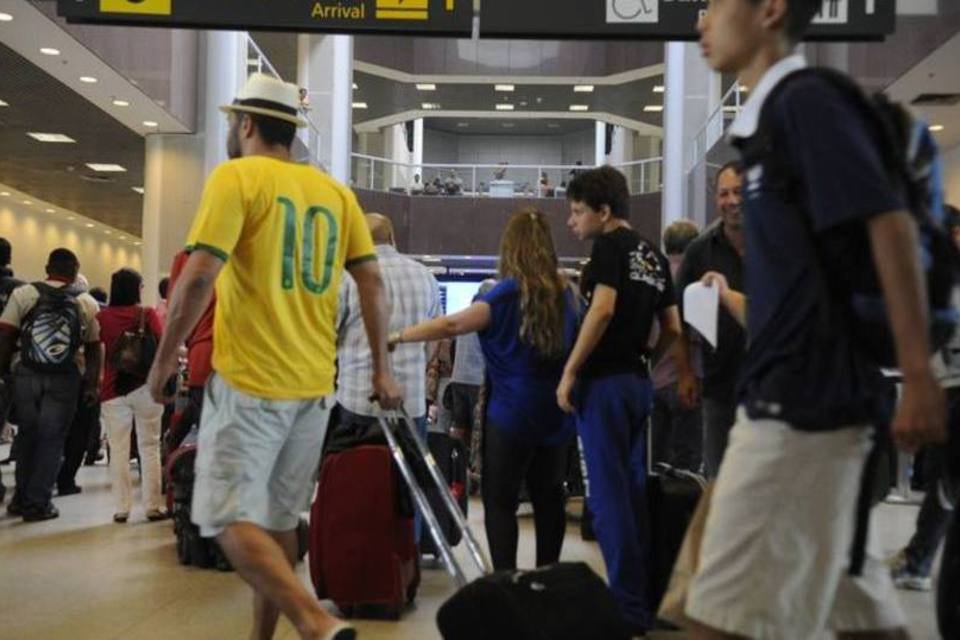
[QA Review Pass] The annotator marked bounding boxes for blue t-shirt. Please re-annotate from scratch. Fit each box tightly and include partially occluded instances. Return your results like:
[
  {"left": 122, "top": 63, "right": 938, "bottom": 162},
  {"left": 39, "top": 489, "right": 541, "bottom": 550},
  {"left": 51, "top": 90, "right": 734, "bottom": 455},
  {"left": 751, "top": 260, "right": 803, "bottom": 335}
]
[
  {"left": 478, "top": 278, "right": 579, "bottom": 446},
  {"left": 734, "top": 74, "right": 904, "bottom": 430}
]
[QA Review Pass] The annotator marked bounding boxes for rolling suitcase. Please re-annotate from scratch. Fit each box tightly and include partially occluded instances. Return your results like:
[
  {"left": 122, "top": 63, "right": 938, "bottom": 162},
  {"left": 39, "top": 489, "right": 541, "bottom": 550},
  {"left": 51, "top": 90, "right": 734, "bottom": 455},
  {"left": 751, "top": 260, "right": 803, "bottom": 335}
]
[
  {"left": 647, "top": 462, "right": 708, "bottom": 615},
  {"left": 309, "top": 444, "right": 420, "bottom": 619},
  {"left": 420, "top": 430, "right": 468, "bottom": 557},
  {"left": 367, "top": 407, "right": 628, "bottom": 640}
]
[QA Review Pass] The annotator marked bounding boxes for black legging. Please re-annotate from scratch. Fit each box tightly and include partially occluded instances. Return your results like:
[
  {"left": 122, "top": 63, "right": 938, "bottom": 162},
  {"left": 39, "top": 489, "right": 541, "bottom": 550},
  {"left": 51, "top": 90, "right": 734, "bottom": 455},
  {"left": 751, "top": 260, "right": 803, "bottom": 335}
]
[
  {"left": 482, "top": 422, "right": 569, "bottom": 571},
  {"left": 941, "top": 511, "right": 959, "bottom": 639}
]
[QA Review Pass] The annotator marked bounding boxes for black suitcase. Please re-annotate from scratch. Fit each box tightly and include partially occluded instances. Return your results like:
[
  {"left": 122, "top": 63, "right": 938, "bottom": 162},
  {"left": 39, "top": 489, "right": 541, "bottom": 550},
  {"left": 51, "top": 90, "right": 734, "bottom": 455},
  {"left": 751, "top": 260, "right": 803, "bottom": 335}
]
[
  {"left": 421, "top": 431, "right": 468, "bottom": 556},
  {"left": 436, "top": 562, "right": 631, "bottom": 640},
  {"left": 647, "top": 462, "right": 707, "bottom": 613}
]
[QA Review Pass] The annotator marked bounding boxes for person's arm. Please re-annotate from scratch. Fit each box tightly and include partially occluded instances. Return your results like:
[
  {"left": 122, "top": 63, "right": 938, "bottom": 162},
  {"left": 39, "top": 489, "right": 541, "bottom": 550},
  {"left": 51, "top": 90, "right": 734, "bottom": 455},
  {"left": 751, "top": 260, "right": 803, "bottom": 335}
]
[
  {"left": 651, "top": 305, "right": 681, "bottom": 365},
  {"left": 672, "top": 248, "right": 702, "bottom": 408},
  {"left": 147, "top": 251, "right": 223, "bottom": 403},
  {"left": 348, "top": 259, "right": 403, "bottom": 409},
  {"left": 557, "top": 284, "right": 617, "bottom": 413},
  {"left": 869, "top": 210, "right": 946, "bottom": 451},
  {"left": 82, "top": 342, "right": 102, "bottom": 404},
  {"left": 701, "top": 272, "right": 747, "bottom": 328},
  {"left": 390, "top": 302, "right": 492, "bottom": 346}
]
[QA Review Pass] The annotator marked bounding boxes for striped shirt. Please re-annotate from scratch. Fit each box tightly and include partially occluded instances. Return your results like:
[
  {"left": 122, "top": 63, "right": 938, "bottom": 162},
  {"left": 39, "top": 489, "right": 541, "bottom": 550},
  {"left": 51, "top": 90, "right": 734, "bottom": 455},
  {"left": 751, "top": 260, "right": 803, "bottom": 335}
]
[{"left": 336, "top": 244, "right": 441, "bottom": 417}]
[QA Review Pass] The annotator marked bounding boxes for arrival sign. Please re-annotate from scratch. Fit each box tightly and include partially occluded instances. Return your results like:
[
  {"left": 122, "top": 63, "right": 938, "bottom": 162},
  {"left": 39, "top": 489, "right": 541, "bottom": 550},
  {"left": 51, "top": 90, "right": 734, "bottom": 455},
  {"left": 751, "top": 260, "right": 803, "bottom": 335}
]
[{"left": 58, "top": 0, "right": 474, "bottom": 37}]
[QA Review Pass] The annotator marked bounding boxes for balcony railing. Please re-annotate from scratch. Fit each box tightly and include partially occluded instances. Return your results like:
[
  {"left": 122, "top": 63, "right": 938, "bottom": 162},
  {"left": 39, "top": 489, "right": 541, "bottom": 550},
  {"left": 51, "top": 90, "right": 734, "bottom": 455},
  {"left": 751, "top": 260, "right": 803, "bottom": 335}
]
[{"left": 349, "top": 156, "right": 664, "bottom": 198}]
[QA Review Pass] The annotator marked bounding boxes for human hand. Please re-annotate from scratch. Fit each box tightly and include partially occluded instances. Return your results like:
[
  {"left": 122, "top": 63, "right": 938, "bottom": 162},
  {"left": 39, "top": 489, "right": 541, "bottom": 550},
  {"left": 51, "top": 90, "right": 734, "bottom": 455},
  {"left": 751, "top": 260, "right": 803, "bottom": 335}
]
[
  {"left": 147, "top": 356, "right": 179, "bottom": 405},
  {"left": 677, "top": 369, "right": 701, "bottom": 410},
  {"left": 557, "top": 371, "right": 577, "bottom": 414},
  {"left": 372, "top": 371, "right": 404, "bottom": 410},
  {"left": 893, "top": 370, "right": 948, "bottom": 453},
  {"left": 701, "top": 271, "right": 729, "bottom": 296}
]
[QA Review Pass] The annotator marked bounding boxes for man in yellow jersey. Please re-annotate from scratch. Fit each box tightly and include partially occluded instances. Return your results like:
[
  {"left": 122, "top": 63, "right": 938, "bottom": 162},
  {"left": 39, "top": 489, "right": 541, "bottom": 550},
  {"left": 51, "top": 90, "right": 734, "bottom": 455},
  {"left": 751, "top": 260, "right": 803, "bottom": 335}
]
[{"left": 147, "top": 74, "right": 401, "bottom": 640}]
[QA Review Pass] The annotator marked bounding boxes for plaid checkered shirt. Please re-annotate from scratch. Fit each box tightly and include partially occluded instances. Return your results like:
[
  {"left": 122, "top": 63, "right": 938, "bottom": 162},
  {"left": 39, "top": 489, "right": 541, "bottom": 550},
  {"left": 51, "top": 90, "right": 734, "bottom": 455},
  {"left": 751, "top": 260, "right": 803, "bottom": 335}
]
[{"left": 336, "top": 244, "right": 440, "bottom": 417}]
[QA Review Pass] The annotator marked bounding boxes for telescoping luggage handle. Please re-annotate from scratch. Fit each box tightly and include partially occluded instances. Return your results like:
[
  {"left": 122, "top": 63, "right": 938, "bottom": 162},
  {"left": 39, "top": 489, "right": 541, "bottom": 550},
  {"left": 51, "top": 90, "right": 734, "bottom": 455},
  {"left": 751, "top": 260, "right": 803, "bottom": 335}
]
[{"left": 371, "top": 401, "right": 492, "bottom": 587}]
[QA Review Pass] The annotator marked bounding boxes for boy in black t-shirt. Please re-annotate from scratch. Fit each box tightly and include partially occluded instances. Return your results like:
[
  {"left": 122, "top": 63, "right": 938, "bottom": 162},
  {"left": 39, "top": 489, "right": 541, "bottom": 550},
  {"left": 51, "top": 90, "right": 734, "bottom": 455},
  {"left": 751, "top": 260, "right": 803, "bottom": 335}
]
[
  {"left": 559, "top": 167, "right": 680, "bottom": 635},
  {"left": 685, "top": 1, "right": 948, "bottom": 639}
]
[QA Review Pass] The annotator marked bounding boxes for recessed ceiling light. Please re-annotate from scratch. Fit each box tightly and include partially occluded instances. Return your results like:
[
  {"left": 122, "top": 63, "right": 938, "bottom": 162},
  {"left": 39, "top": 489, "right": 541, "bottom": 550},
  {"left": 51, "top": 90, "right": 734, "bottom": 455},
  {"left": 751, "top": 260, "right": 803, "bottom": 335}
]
[
  {"left": 352, "top": 82, "right": 358, "bottom": 90},
  {"left": 40, "top": 47, "right": 60, "bottom": 56},
  {"left": 457, "top": 122, "right": 469, "bottom": 127},
  {"left": 45, "top": 208, "right": 55, "bottom": 213},
  {"left": 104, "top": 230, "right": 112, "bottom": 235},
  {"left": 644, "top": 105, "right": 664, "bottom": 113},
  {"left": 421, "top": 102, "right": 440, "bottom": 110},
  {"left": 495, "top": 104, "right": 514, "bottom": 111},
  {"left": 79, "top": 76, "right": 98, "bottom": 84},
  {"left": 416, "top": 83, "right": 437, "bottom": 91},
  {"left": 0, "top": 192, "right": 9, "bottom": 197},
  {"left": 653, "top": 85, "right": 665, "bottom": 93},
  {"left": 134, "top": 241, "right": 142, "bottom": 246},
  {"left": 574, "top": 85, "right": 595, "bottom": 93},
  {"left": 547, "top": 123, "right": 561, "bottom": 129},
  {"left": 352, "top": 102, "right": 368, "bottom": 109},
  {"left": 112, "top": 99, "right": 130, "bottom": 107},
  {"left": 569, "top": 105, "right": 590, "bottom": 112},
  {"left": 495, "top": 84, "right": 515, "bottom": 92},
  {"left": 0, "top": 99, "right": 7, "bottom": 107},
  {"left": 723, "top": 106, "right": 740, "bottom": 113},
  {"left": 67, "top": 216, "right": 75, "bottom": 221},
  {"left": 22, "top": 200, "right": 32, "bottom": 206},
  {"left": 501, "top": 123, "right": 515, "bottom": 128},
  {"left": 85, "top": 223, "right": 94, "bottom": 228},
  {"left": 0, "top": 12, "right": 13, "bottom": 21},
  {"left": 143, "top": 120, "right": 159, "bottom": 128},
  {"left": 929, "top": 124, "right": 945, "bottom": 132},
  {"left": 27, "top": 132, "right": 76, "bottom": 143},
  {"left": 132, "top": 187, "right": 145, "bottom": 195},
  {"left": 86, "top": 163, "right": 127, "bottom": 172},
  {"left": 739, "top": 85, "right": 750, "bottom": 92}
]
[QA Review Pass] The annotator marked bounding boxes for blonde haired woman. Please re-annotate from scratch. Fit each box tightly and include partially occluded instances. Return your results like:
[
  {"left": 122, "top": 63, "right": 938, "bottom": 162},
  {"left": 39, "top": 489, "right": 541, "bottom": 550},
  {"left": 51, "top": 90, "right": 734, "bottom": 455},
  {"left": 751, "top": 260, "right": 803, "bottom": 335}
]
[{"left": 391, "top": 208, "right": 579, "bottom": 570}]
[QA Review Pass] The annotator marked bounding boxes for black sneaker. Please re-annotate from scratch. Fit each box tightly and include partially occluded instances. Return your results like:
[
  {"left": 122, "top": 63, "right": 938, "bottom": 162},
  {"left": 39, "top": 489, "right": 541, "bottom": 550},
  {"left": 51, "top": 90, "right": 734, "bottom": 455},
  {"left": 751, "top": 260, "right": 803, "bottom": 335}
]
[
  {"left": 6, "top": 500, "right": 23, "bottom": 517},
  {"left": 22, "top": 504, "right": 59, "bottom": 522},
  {"left": 58, "top": 485, "right": 82, "bottom": 496}
]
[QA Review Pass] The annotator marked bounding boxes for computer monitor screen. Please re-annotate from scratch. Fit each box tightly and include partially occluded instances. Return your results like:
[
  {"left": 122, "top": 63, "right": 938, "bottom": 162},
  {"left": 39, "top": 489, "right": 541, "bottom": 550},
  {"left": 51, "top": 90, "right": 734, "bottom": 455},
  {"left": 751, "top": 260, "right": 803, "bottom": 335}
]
[{"left": 439, "top": 281, "right": 485, "bottom": 315}]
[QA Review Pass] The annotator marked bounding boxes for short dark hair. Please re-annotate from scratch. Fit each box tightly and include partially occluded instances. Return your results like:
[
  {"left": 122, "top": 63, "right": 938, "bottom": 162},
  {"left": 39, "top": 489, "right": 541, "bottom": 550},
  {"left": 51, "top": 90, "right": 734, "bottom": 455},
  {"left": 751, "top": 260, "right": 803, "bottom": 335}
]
[
  {"left": 109, "top": 268, "right": 143, "bottom": 307},
  {"left": 663, "top": 220, "right": 701, "bottom": 256},
  {"left": 158, "top": 277, "right": 170, "bottom": 300},
  {"left": 247, "top": 113, "right": 297, "bottom": 149},
  {"left": 89, "top": 287, "right": 108, "bottom": 305},
  {"left": 749, "top": 0, "right": 821, "bottom": 43},
  {"left": 47, "top": 248, "right": 79, "bottom": 279},
  {"left": 0, "top": 238, "right": 10, "bottom": 267},
  {"left": 714, "top": 160, "right": 743, "bottom": 191},
  {"left": 945, "top": 204, "right": 960, "bottom": 234},
  {"left": 567, "top": 166, "right": 630, "bottom": 220}
]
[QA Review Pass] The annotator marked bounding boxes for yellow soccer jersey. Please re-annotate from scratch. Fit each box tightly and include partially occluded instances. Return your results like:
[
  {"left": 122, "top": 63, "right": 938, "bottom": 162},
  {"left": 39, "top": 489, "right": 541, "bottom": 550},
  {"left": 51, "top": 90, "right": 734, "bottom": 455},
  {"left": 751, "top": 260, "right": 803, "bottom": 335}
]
[{"left": 186, "top": 156, "right": 376, "bottom": 399}]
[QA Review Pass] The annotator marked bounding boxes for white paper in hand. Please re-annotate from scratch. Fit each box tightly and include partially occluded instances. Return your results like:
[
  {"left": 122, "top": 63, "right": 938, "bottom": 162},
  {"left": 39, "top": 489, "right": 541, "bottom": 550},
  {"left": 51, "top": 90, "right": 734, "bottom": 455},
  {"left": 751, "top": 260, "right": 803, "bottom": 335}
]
[{"left": 683, "top": 282, "right": 721, "bottom": 348}]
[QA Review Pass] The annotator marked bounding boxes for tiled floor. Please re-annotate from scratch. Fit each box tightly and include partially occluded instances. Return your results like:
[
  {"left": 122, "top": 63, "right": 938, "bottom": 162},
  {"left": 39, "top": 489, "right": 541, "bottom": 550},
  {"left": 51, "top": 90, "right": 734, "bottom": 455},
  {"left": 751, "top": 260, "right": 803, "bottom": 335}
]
[{"left": 0, "top": 457, "right": 942, "bottom": 640}]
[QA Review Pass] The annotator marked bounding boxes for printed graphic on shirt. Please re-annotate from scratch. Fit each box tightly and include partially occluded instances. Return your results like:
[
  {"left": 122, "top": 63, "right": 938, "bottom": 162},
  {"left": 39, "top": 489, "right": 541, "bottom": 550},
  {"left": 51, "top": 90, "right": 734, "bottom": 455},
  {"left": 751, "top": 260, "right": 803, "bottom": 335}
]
[{"left": 629, "top": 243, "right": 667, "bottom": 292}]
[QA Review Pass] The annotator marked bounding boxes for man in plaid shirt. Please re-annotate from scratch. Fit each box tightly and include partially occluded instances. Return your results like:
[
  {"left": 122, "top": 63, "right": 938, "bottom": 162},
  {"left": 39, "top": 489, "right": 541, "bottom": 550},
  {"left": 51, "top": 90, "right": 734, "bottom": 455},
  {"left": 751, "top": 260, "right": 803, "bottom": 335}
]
[{"left": 335, "top": 214, "right": 441, "bottom": 534}]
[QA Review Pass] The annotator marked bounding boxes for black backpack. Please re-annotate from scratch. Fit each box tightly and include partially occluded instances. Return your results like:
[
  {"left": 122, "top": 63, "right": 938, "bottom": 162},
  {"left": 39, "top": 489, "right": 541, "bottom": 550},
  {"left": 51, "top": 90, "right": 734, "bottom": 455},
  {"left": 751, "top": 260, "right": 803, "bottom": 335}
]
[
  {"left": 740, "top": 67, "right": 960, "bottom": 369},
  {"left": 0, "top": 275, "right": 23, "bottom": 315},
  {"left": 20, "top": 283, "right": 83, "bottom": 374}
]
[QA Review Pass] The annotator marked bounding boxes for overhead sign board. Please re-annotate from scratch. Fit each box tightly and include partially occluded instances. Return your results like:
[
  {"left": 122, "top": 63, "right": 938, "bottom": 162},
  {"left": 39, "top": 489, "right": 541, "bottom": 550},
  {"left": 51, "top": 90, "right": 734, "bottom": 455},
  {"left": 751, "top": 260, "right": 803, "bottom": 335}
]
[
  {"left": 481, "top": 0, "right": 895, "bottom": 41},
  {"left": 57, "top": 0, "right": 474, "bottom": 36}
]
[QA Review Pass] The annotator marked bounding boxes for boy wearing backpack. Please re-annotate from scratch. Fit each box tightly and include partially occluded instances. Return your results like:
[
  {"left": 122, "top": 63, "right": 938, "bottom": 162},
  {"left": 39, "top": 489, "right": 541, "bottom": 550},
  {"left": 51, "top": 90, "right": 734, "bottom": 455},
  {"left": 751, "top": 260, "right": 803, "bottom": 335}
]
[
  {"left": 686, "top": 1, "right": 949, "bottom": 638},
  {"left": 0, "top": 249, "right": 101, "bottom": 522}
]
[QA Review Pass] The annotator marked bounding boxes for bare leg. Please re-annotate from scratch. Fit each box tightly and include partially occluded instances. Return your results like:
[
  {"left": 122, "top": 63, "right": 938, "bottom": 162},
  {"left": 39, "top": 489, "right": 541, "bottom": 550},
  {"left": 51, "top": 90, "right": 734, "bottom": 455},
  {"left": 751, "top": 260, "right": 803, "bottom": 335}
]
[
  {"left": 248, "top": 529, "right": 298, "bottom": 640},
  {"left": 218, "top": 522, "right": 343, "bottom": 640},
  {"left": 837, "top": 630, "right": 911, "bottom": 640},
  {"left": 688, "top": 621, "right": 746, "bottom": 640}
]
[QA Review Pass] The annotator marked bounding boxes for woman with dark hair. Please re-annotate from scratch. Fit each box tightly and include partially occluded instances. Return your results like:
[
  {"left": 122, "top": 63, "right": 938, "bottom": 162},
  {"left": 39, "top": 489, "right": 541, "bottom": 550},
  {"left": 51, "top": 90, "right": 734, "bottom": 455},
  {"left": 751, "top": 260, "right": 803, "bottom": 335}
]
[
  {"left": 97, "top": 268, "right": 166, "bottom": 523},
  {"left": 391, "top": 208, "right": 580, "bottom": 570}
]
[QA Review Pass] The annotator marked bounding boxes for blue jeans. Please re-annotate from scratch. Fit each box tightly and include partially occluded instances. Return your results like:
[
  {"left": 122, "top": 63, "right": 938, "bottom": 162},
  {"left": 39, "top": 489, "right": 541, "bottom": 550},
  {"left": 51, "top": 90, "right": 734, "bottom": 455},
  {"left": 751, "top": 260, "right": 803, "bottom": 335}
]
[
  {"left": 12, "top": 368, "right": 81, "bottom": 509},
  {"left": 576, "top": 373, "right": 653, "bottom": 633}
]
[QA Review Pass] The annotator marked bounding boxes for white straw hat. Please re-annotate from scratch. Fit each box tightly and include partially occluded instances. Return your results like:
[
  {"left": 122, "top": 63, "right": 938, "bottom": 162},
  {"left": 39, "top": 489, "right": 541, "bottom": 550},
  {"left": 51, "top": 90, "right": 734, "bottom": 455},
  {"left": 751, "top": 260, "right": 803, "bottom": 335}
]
[{"left": 220, "top": 73, "right": 308, "bottom": 128}]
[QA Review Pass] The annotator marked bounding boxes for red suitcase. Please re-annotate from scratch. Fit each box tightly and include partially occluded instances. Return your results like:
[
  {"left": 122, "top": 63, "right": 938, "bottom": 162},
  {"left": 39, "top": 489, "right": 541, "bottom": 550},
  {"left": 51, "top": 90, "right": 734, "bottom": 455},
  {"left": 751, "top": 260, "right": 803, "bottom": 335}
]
[{"left": 309, "top": 445, "right": 420, "bottom": 619}]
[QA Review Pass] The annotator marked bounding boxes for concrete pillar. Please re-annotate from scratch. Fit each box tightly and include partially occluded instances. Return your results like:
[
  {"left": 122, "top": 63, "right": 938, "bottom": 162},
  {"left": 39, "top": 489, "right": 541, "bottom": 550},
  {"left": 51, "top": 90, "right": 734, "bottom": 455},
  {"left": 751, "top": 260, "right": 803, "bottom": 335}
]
[
  {"left": 595, "top": 121, "right": 607, "bottom": 167},
  {"left": 140, "top": 30, "right": 247, "bottom": 304},
  {"left": 412, "top": 118, "right": 424, "bottom": 180},
  {"left": 298, "top": 34, "right": 354, "bottom": 183},
  {"left": 662, "top": 42, "right": 722, "bottom": 228}
]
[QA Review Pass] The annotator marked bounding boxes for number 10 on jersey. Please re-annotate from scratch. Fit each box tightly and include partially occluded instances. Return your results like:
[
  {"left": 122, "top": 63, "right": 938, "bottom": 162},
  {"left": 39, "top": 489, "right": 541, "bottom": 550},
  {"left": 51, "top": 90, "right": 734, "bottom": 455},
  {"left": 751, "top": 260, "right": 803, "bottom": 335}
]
[{"left": 278, "top": 197, "right": 339, "bottom": 295}]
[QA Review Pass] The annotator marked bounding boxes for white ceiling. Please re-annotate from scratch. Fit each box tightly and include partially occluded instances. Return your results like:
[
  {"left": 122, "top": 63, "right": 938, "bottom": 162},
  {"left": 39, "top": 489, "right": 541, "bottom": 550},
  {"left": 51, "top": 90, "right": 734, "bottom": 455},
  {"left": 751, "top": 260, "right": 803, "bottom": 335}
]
[{"left": 885, "top": 28, "right": 960, "bottom": 151}]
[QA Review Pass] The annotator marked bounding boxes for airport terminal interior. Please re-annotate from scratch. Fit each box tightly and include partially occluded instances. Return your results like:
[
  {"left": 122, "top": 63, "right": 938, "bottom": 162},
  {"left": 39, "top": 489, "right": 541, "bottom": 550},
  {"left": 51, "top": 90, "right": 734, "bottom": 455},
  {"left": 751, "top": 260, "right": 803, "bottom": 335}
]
[{"left": 0, "top": 0, "right": 959, "bottom": 638}]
